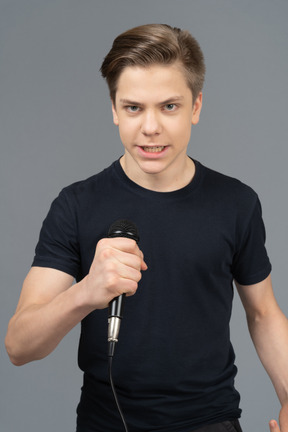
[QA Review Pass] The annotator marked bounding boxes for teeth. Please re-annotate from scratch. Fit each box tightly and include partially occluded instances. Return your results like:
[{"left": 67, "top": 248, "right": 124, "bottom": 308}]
[{"left": 143, "top": 146, "right": 165, "bottom": 153}]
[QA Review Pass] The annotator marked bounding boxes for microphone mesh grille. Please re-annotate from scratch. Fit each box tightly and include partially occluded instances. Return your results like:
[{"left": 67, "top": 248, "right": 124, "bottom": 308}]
[{"left": 108, "top": 219, "right": 139, "bottom": 243}]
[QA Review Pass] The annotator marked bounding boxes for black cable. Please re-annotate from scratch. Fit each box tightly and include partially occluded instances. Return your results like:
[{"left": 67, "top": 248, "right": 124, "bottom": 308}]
[{"left": 108, "top": 351, "right": 129, "bottom": 432}]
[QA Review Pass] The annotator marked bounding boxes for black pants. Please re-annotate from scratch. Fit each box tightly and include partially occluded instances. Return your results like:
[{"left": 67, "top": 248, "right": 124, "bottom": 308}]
[{"left": 193, "top": 419, "right": 242, "bottom": 432}]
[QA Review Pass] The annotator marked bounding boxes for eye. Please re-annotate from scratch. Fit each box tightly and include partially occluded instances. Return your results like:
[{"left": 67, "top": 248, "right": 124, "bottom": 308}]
[
  {"left": 126, "top": 106, "right": 140, "bottom": 113},
  {"left": 164, "top": 103, "right": 177, "bottom": 111}
]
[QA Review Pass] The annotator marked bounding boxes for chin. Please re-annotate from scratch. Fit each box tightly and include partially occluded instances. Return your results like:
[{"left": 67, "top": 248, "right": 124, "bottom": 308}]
[{"left": 138, "top": 161, "right": 167, "bottom": 175}]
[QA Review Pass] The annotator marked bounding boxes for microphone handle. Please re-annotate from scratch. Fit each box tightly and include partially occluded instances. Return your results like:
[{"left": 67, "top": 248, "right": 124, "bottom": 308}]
[
  {"left": 107, "top": 219, "right": 139, "bottom": 349},
  {"left": 108, "top": 293, "right": 126, "bottom": 319}
]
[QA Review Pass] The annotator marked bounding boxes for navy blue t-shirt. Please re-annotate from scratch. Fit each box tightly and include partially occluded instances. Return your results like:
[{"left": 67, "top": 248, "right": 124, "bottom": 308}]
[{"left": 32, "top": 159, "right": 271, "bottom": 431}]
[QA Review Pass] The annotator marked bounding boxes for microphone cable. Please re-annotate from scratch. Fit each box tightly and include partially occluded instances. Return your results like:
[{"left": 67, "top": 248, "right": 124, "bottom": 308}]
[{"left": 108, "top": 341, "right": 129, "bottom": 432}]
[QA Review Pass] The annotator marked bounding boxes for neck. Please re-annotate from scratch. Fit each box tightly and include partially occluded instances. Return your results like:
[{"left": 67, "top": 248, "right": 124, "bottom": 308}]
[{"left": 120, "top": 155, "right": 195, "bottom": 192}]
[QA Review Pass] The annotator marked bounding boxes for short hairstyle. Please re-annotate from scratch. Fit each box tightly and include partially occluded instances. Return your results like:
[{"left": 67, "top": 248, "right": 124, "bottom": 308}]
[{"left": 100, "top": 24, "right": 205, "bottom": 105}]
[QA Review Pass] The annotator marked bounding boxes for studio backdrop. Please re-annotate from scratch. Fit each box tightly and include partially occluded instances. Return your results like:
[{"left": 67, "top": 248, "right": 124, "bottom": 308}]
[{"left": 1, "top": 1, "right": 287, "bottom": 431}]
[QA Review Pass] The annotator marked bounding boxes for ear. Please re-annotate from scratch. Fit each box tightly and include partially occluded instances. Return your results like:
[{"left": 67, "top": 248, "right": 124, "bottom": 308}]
[
  {"left": 191, "top": 92, "right": 203, "bottom": 125},
  {"left": 111, "top": 101, "right": 119, "bottom": 126}
]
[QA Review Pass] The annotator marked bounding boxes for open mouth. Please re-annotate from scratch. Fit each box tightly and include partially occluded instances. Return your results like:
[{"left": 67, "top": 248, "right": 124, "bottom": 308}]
[{"left": 142, "top": 146, "right": 166, "bottom": 153}]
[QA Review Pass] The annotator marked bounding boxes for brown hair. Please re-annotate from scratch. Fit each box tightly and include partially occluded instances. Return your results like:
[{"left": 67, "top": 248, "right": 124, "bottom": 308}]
[{"left": 100, "top": 24, "right": 205, "bottom": 105}]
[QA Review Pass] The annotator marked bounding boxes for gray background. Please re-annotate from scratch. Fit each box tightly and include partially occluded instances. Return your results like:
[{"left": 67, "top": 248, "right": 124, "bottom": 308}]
[{"left": 1, "top": 0, "right": 287, "bottom": 431}]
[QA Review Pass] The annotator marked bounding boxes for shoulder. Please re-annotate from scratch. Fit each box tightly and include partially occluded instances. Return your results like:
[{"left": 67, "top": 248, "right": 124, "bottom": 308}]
[
  {"left": 42, "top": 162, "right": 119, "bottom": 223},
  {"left": 58, "top": 161, "right": 117, "bottom": 203},
  {"left": 198, "top": 161, "right": 259, "bottom": 206}
]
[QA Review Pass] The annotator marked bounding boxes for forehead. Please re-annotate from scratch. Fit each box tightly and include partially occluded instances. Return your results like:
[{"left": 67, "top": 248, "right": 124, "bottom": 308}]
[{"left": 115, "top": 63, "right": 192, "bottom": 102}]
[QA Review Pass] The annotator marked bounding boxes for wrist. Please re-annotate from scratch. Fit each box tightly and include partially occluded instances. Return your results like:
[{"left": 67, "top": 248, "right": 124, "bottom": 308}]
[{"left": 70, "top": 277, "right": 97, "bottom": 317}]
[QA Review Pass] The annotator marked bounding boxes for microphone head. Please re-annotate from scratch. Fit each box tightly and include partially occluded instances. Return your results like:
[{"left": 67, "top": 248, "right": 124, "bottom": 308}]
[{"left": 108, "top": 219, "right": 139, "bottom": 243}]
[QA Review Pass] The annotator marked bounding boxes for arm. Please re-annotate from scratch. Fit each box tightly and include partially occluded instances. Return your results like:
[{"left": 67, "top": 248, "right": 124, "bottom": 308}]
[
  {"left": 235, "top": 275, "right": 288, "bottom": 431},
  {"left": 5, "top": 237, "right": 147, "bottom": 366}
]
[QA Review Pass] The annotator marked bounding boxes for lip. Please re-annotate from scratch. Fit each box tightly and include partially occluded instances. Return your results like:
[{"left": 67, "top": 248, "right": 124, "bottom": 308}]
[{"left": 137, "top": 145, "right": 169, "bottom": 158}]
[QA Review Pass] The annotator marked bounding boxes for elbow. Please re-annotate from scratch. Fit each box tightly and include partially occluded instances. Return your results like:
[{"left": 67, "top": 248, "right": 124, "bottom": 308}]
[
  {"left": 246, "top": 308, "right": 271, "bottom": 330},
  {"left": 246, "top": 308, "right": 267, "bottom": 324},
  {"left": 5, "top": 329, "right": 49, "bottom": 366},
  {"left": 5, "top": 335, "right": 24, "bottom": 366},
  {"left": 246, "top": 304, "right": 284, "bottom": 334},
  {"left": 5, "top": 347, "right": 30, "bottom": 367},
  {"left": 8, "top": 356, "right": 27, "bottom": 367},
  {"left": 5, "top": 326, "right": 29, "bottom": 367},
  {"left": 246, "top": 302, "right": 282, "bottom": 322}
]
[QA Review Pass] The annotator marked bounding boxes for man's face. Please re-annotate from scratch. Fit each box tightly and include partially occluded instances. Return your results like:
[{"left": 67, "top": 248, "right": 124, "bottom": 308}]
[{"left": 112, "top": 63, "right": 202, "bottom": 188}]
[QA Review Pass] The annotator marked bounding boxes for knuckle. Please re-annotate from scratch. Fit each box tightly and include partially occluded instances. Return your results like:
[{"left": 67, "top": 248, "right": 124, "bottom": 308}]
[
  {"left": 106, "top": 272, "right": 119, "bottom": 289},
  {"left": 136, "top": 270, "right": 142, "bottom": 282},
  {"left": 97, "top": 238, "right": 108, "bottom": 249},
  {"left": 126, "top": 280, "right": 138, "bottom": 296},
  {"left": 100, "top": 246, "right": 115, "bottom": 261}
]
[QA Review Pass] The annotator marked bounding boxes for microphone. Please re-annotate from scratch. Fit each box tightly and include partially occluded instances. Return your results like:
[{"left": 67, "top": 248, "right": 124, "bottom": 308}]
[{"left": 107, "top": 219, "right": 139, "bottom": 355}]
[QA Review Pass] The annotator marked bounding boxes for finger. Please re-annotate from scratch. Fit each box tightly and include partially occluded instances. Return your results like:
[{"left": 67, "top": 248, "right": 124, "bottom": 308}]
[
  {"left": 139, "top": 250, "right": 148, "bottom": 271},
  {"left": 141, "top": 259, "right": 148, "bottom": 271},
  {"left": 106, "top": 237, "right": 139, "bottom": 253},
  {"left": 108, "top": 238, "right": 147, "bottom": 268},
  {"left": 119, "top": 263, "right": 143, "bottom": 283},
  {"left": 269, "top": 420, "right": 281, "bottom": 432},
  {"left": 103, "top": 239, "right": 147, "bottom": 271},
  {"left": 97, "top": 237, "right": 137, "bottom": 255},
  {"left": 102, "top": 238, "right": 145, "bottom": 260},
  {"left": 115, "top": 249, "right": 145, "bottom": 272},
  {"left": 104, "top": 256, "right": 143, "bottom": 288}
]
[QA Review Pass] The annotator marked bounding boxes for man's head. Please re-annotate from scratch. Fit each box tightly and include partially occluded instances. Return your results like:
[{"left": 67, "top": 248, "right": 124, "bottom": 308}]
[{"left": 100, "top": 24, "right": 205, "bottom": 106}]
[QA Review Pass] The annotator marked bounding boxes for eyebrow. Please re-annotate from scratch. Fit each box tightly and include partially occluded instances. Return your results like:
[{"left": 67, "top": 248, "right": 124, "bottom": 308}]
[{"left": 119, "top": 96, "right": 184, "bottom": 106}]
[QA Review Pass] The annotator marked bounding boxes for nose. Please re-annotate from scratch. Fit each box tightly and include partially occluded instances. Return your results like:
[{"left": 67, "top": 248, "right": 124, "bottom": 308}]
[{"left": 141, "top": 110, "right": 161, "bottom": 136}]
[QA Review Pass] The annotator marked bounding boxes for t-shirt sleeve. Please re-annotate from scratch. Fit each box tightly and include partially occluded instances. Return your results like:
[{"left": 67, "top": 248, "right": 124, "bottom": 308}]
[
  {"left": 32, "top": 188, "right": 81, "bottom": 280},
  {"left": 232, "top": 195, "right": 272, "bottom": 285}
]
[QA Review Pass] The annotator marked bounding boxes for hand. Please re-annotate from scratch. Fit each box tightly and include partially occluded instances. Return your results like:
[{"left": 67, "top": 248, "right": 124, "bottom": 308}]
[
  {"left": 269, "top": 403, "right": 288, "bottom": 432},
  {"left": 83, "top": 237, "right": 148, "bottom": 309}
]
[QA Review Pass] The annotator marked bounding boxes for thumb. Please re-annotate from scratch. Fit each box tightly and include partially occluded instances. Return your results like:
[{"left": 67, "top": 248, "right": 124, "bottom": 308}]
[{"left": 269, "top": 420, "right": 280, "bottom": 432}]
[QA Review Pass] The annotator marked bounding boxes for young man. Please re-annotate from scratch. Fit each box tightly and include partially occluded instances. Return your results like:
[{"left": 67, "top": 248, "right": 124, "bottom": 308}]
[{"left": 5, "top": 24, "right": 288, "bottom": 432}]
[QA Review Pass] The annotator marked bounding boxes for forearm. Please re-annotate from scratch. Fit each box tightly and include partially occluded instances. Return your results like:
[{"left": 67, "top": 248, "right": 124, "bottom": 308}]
[
  {"left": 6, "top": 238, "right": 145, "bottom": 366},
  {"left": 5, "top": 279, "right": 94, "bottom": 366},
  {"left": 247, "top": 305, "right": 288, "bottom": 405}
]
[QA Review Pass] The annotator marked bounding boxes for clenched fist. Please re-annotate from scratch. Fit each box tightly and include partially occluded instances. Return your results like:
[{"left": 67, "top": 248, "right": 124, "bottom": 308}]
[{"left": 82, "top": 237, "right": 148, "bottom": 310}]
